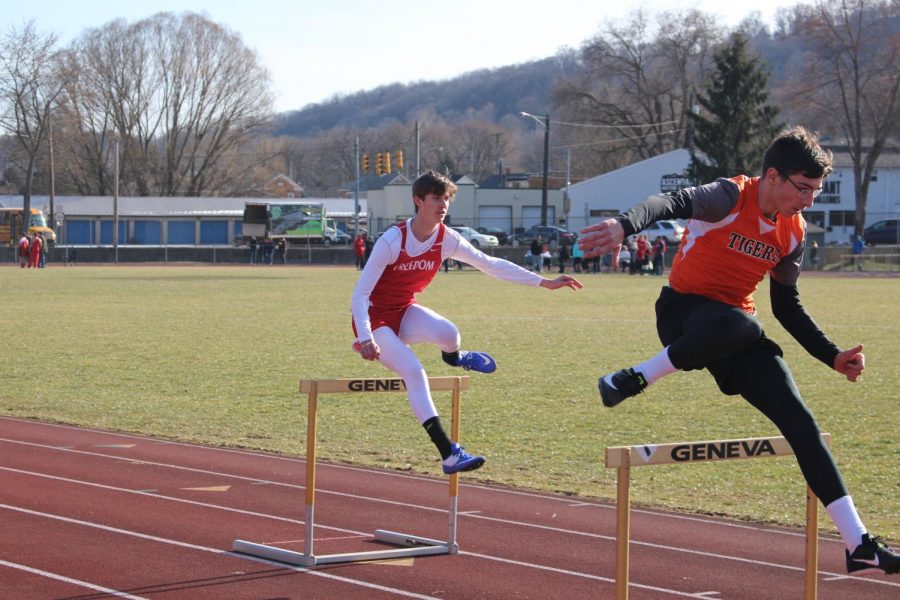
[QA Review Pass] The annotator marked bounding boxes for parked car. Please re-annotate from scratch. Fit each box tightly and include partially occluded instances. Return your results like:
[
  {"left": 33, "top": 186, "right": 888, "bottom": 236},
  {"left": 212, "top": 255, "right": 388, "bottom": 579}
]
[
  {"left": 475, "top": 226, "right": 510, "bottom": 245},
  {"left": 512, "top": 225, "right": 576, "bottom": 247},
  {"left": 451, "top": 226, "right": 499, "bottom": 248},
  {"left": 323, "top": 225, "right": 352, "bottom": 245},
  {"left": 863, "top": 219, "right": 899, "bottom": 246},
  {"left": 641, "top": 220, "right": 685, "bottom": 244}
]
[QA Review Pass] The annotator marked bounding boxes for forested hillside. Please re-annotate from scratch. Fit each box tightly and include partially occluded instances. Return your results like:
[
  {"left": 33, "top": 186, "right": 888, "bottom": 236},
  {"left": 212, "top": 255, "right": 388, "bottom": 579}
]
[{"left": 274, "top": 54, "right": 580, "bottom": 137}]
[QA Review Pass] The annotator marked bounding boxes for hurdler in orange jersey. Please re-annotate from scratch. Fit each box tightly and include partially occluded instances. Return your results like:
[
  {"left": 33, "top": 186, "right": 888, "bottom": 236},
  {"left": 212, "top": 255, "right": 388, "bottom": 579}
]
[
  {"left": 577, "top": 126, "right": 899, "bottom": 575},
  {"left": 669, "top": 175, "right": 806, "bottom": 314}
]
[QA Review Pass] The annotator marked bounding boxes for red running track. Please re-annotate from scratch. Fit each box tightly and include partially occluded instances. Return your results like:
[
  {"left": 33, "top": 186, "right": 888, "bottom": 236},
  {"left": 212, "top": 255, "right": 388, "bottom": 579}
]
[{"left": 0, "top": 417, "right": 896, "bottom": 599}]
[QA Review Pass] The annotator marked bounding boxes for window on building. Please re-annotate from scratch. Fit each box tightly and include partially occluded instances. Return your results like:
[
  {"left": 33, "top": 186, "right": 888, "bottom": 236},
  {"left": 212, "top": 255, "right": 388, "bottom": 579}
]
[
  {"left": 100, "top": 220, "right": 127, "bottom": 244},
  {"left": 829, "top": 211, "right": 856, "bottom": 228},
  {"left": 168, "top": 221, "right": 196, "bottom": 245},
  {"left": 132, "top": 221, "right": 162, "bottom": 244},
  {"left": 200, "top": 221, "right": 228, "bottom": 244}
]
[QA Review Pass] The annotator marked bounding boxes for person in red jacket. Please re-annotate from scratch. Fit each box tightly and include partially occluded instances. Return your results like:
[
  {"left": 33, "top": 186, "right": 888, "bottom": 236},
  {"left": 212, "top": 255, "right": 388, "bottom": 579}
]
[
  {"left": 18, "top": 234, "right": 29, "bottom": 268},
  {"left": 353, "top": 233, "right": 366, "bottom": 270},
  {"left": 28, "top": 233, "right": 42, "bottom": 268}
]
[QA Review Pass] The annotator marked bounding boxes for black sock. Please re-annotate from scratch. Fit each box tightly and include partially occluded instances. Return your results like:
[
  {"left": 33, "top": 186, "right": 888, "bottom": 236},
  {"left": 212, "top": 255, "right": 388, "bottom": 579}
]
[
  {"left": 441, "top": 350, "right": 460, "bottom": 367},
  {"left": 423, "top": 416, "right": 453, "bottom": 459}
]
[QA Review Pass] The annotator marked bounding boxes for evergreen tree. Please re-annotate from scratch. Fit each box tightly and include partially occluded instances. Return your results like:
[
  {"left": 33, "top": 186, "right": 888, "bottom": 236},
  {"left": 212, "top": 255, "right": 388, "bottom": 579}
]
[{"left": 687, "top": 33, "right": 780, "bottom": 183}]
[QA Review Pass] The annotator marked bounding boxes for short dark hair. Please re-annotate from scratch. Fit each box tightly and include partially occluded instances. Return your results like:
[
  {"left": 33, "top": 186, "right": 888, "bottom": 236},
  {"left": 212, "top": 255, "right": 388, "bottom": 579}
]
[
  {"left": 761, "top": 126, "right": 833, "bottom": 179},
  {"left": 412, "top": 170, "right": 458, "bottom": 201}
]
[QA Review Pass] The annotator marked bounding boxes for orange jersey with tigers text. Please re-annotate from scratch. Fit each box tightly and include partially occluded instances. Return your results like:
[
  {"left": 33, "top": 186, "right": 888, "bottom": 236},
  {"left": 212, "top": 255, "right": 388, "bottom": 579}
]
[{"left": 669, "top": 176, "right": 806, "bottom": 313}]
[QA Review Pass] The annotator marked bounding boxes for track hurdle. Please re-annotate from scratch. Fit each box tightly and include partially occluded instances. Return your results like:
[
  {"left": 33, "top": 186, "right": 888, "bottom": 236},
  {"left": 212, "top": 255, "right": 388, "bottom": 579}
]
[
  {"left": 605, "top": 433, "right": 830, "bottom": 600},
  {"left": 233, "top": 375, "right": 469, "bottom": 566}
]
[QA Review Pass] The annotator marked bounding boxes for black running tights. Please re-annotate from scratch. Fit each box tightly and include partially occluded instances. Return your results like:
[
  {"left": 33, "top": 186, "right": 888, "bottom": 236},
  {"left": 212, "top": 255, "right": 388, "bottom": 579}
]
[{"left": 655, "top": 287, "right": 847, "bottom": 505}]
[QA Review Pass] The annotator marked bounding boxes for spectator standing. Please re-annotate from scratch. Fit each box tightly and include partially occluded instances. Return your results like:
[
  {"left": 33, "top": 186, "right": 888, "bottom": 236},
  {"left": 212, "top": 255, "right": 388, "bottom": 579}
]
[
  {"left": 17, "top": 234, "right": 29, "bottom": 268},
  {"left": 809, "top": 240, "right": 819, "bottom": 270},
  {"left": 652, "top": 235, "right": 667, "bottom": 276},
  {"left": 852, "top": 235, "right": 864, "bottom": 272},
  {"left": 618, "top": 243, "right": 632, "bottom": 273},
  {"left": 39, "top": 234, "right": 48, "bottom": 268},
  {"left": 28, "top": 233, "right": 42, "bottom": 269},
  {"left": 249, "top": 237, "right": 258, "bottom": 265},
  {"left": 558, "top": 242, "right": 570, "bottom": 273},
  {"left": 571, "top": 238, "right": 583, "bottom": 273},
  {"left": 354, "top": 234, "right": 366, "bottom": 270},
  {"left": 530, "top": 238, "right": 542, "bottom": 272}
]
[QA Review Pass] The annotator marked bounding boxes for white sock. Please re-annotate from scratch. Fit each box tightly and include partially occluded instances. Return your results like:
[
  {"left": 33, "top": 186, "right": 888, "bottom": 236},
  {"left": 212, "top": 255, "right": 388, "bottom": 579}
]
[
  {"left": 632, "top": 347, "right": 679, "bottom": 386},
  {"left": 826, "top": 496, "right": 867, "bottom": 552}
]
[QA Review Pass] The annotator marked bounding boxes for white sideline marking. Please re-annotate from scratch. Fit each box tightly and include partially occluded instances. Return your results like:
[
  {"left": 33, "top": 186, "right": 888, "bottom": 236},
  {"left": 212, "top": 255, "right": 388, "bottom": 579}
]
[
  {"left": 0, "top": 558, "right": 147, "bottom": 599},
  {"left": 0, "top": 503, "right": 439, "bottom": 600}
]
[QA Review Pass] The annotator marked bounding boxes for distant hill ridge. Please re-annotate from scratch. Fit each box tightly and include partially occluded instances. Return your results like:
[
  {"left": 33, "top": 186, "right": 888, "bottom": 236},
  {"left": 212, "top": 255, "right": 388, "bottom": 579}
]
[{"left": 274, "top": 54, "right": 579, "bottom": 136}]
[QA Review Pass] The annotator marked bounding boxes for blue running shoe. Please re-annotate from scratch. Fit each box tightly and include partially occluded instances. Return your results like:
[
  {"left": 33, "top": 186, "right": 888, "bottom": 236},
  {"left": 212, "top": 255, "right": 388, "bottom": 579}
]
[
  {"left": 442, "top": 443, "right": 485, "bottom": 474},
  {"left": 456, "top": 350, "right": 497, "bottom": 373}
]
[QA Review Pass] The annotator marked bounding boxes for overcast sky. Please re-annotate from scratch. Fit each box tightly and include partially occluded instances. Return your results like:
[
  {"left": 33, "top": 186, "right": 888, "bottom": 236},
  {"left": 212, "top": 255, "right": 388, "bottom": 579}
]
[{"left": 8, "top": 1, "right": 801, "bottom": 113}]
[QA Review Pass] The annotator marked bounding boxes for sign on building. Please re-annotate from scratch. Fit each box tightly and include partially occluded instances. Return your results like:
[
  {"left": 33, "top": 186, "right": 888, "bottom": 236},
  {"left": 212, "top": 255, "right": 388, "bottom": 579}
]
[{"left": 660, "top": 174, "right": 693, "bottom": 193}]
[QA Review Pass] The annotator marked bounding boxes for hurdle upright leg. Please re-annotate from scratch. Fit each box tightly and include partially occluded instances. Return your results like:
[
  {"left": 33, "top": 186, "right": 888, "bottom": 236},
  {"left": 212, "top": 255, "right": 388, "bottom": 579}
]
[
  {"left": 804, "top": 485, "right": 818, "bottom": 600},
  {"left": 615, "top": 448, "right": 631, "bottom": 600},
  {"left": 304, "top": 380, "right": 319, "bottom": 560},
  {"left": 448, "top": 376, "right": 461, "bottom": 553}
]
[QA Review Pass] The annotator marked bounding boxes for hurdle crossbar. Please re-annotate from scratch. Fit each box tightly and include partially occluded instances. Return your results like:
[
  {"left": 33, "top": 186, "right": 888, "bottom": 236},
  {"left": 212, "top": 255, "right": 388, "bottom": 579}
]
[
  {"left": 605, "top": 433, "right": 830, "bottom": 600},
  {"left": 233, "top": 376, "right": 469, "bottom": 567}
]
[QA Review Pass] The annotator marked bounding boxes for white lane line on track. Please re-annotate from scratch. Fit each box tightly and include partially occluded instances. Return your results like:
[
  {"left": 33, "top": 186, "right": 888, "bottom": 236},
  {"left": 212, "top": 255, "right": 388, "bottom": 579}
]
[
  {"left": 2, "top": 465, "right": 897, "bottom": 594},
  {"left": 3, "top": 439, "right": 897, "bottom": 592},
  {"left": 0, "top": 436, "right": 845, "bottom": 549},
  {"left": 0, "top": 558, "right": 148, "bottom": 599},
  {"left": 0, "top": 419, "right": 849, "bottom": 543},
  {"left": 0, "top": 503, "right": 440, "bottom": 600}
]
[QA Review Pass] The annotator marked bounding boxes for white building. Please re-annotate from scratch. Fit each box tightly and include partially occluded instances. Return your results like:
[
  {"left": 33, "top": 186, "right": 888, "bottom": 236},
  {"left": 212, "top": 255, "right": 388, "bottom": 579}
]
[{"left": 567, "top": 148, "right": 900, "bottom": 244}]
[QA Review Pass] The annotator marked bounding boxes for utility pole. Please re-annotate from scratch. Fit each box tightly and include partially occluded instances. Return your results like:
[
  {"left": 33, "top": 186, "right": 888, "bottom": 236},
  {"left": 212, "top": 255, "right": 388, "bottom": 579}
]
[
  {"left": 114, "top": 139, "right": 119, "bottom": 264},
  {"left": 354, "top": 137, "right": 360, "bottom": 237},
  {"left": 541, "top": 114, "right": 550, "bottom": 227}
]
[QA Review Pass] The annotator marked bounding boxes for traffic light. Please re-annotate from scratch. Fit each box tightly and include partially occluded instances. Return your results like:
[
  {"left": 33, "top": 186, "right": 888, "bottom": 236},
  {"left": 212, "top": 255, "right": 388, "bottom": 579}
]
[
  {"left": 395, "top": 150, "right": 404, "bottom": 171},
  {"left": 384, "top": 151, "right": 391, "bottom": 174},
  {"left": 361, "top": 153, "right": 369, "bottom": 173},
  {"left": 375, "top": 153, "right": 383, "bottom": 175}
]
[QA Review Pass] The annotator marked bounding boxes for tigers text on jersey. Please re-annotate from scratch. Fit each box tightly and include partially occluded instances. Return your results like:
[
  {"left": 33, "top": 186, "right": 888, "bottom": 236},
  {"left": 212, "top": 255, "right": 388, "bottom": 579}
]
[{"left": 669, "top": 176, "right": 806, "bottom": 314}]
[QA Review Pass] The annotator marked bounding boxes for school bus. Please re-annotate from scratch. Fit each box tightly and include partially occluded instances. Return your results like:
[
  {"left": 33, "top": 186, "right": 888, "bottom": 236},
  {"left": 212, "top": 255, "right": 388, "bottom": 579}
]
[{"left": 0, "top": 207, "right": 57, "bottom": 245}]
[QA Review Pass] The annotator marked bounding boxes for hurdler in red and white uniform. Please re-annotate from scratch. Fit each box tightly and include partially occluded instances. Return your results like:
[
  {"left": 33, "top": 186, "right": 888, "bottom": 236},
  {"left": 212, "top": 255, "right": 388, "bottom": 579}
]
[{"left": 351, "top": 170, "right": 582, "bottom": 475}]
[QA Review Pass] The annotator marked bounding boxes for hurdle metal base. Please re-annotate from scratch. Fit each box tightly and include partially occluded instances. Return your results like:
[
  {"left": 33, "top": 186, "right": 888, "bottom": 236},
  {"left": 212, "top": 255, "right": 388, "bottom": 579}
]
[
  {"left": 233, "top": 530, "right": 455, "bottom": 567},
  {"left": 232, "top": 377, "right": 469, "bottom": 569}
]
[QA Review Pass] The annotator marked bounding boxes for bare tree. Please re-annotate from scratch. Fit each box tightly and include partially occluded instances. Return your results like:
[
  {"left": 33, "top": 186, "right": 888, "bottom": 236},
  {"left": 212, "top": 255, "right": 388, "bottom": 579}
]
[
  {"left": 784, "top": 0, "right": 900, "bottom": 236},
  {"left": 554, "top": 9, "right": 721, "bottom": 171},
  {"left": 58, "top": 12, "right": 274, "bottom": 197},
  {"left": 0, "top": 21, "right": 66, "bottom": 221}
]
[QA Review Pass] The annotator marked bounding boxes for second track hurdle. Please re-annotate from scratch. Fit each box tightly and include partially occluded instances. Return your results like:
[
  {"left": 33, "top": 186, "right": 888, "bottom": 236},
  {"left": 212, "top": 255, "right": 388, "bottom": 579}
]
[
  {"left": 233, "top": 375, "right": 469, "bottom": 566},
  {"left": 605, "top": 433, "right": 831, "bottom": 600}
]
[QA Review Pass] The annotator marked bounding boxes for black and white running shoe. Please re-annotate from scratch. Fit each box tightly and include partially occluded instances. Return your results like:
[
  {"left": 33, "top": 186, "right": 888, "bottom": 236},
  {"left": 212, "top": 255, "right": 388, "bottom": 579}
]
[{"left": 846, "top": 533, "right": 900, "bottom": 575}]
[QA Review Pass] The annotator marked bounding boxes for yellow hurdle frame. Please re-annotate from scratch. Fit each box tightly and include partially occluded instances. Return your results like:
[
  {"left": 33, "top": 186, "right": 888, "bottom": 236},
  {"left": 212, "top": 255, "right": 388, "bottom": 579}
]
[
  {"left": 233, "top": 376, "right": 469, "bottom": 566},
  {"left": 605, "top": 433, "right": 830, "bottom": 600}
]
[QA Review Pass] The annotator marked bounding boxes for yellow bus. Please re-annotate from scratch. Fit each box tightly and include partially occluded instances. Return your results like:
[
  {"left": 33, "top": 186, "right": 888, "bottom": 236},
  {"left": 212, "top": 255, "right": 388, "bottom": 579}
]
[{"left": 0, "top": 207, "right": 57, "bottom": 245}]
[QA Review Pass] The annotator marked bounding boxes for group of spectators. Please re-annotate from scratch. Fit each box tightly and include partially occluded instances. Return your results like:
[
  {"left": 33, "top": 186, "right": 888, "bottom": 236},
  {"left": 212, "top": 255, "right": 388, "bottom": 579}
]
[
  {"left": 248, "top": 237, "right": 287, "bottom": 265},
  {"left": 17, "top": 233, "right": 49, "bottom": 269},
  {"left": 522, "top": 234, "right": 670, "bottom": 276},
  {"left": 617, "top": 235, "right": 668, "bottom": 275}
]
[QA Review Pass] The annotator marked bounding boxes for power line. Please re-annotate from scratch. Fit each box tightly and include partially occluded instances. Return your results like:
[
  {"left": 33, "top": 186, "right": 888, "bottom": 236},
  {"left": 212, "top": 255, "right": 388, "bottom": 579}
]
[
  {"left": 551, "top": 127, "right": 686, "bottom": 150},
  {"left": 551, "top": 118, "right": 680, "bottom": 129}
]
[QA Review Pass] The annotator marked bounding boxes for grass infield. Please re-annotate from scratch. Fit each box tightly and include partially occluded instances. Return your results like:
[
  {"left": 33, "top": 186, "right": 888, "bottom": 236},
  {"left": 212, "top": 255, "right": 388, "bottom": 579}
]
[{"left": 1, "top": 264, "right": 897, "bottom": 540}]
